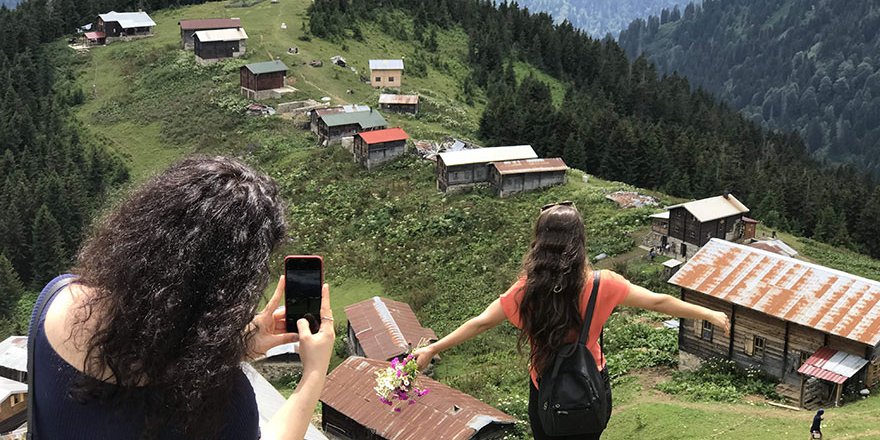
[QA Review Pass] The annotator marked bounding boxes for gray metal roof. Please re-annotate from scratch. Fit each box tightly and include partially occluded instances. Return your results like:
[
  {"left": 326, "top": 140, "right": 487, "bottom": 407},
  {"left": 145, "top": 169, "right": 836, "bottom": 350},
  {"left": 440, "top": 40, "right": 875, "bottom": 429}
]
[
  {"left": 369, "top": 59, "right": 404, "bottom": 70},
  {"left": 439, "top": 145, "right": 537, "bottom": 167},
  {"left": 98, "top": 11, "right": 156, "bottom": 28},
  {"left": 0, "top": 376, "right": 26, "bottom": 403},
  {"left": 244, "top": 60, "right": 289, "bottom": 75},
  {"left": 320, "top": 110, "right": 387, "bottom": 129},
  {"left": 194, "top": 28, "right": 248, "bottom": 42},
  {"left": 0, "top": 336, "right": 27, "bottom": 373}
]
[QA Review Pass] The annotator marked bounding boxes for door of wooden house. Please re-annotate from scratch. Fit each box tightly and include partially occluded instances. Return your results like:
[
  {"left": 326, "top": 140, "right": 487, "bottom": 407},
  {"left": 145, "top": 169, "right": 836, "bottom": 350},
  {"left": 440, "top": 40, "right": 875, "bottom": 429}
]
[{"left": 680, "top": 243, "right": 687, "bottom": 257}]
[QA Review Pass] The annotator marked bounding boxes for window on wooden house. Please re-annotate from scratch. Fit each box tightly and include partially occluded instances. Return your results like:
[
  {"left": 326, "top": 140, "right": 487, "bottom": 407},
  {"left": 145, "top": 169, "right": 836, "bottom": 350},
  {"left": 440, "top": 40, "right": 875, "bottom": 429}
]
[
  {"left": 11, "top": 393, "right": 21, "bottom": 405},
  {"left": 753, "top": 336, "right": 765, "bottom": 358},
  {"left": 375, "top": 76, "right": 381, "bottom": 82},
  {"left": 389, "top": 77, "right": 395, "bottom": 82},
  {"left": 701, "top": 320, "right": 714, "bottom": 341}
]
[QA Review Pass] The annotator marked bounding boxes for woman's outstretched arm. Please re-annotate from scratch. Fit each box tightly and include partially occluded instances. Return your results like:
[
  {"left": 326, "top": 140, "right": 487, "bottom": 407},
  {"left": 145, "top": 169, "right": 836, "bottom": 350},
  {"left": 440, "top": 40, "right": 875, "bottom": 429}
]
[
  {"left": 414, "top": 299, "right": 507, "bottom": 370},
  {"left": 620, "top": 283, "right": 730, "bottom": 334}
]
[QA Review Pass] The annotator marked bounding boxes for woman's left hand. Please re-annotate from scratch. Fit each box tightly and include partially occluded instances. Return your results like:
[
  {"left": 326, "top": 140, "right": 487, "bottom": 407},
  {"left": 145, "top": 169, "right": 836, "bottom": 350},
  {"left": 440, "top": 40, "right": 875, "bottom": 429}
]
[{"left": 246, "top": 275, "right": 299, "bottom": 359}]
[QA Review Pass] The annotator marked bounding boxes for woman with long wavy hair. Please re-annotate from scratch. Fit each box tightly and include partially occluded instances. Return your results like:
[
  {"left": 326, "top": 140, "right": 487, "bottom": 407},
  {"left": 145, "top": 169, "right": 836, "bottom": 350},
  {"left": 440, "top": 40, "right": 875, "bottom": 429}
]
[
  {"left": 414, "top": 202, "right": 730, "bottom": 439},
  {"left": 30, "top": 156, "right": 334, "bottom": 440}
]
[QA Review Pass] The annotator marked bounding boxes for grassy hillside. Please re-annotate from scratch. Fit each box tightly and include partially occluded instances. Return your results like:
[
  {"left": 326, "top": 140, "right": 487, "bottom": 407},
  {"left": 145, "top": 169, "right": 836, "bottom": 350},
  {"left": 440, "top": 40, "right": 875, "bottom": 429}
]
[{"left": 67, "top": 0, "right": 880, "bottom": 438}]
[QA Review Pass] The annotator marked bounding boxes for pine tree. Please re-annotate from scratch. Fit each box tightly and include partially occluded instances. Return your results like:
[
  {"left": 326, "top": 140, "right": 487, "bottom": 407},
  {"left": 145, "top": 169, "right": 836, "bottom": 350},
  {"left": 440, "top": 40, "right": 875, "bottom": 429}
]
[
  {"left": 0, "top": 254, "right": 24, "bottom": 319},
  {"left": 29, "top": 204, "right": 67, "bottom": 290},
  {"left": 812, "top": 206, "right": 837, "bottom": 243}
]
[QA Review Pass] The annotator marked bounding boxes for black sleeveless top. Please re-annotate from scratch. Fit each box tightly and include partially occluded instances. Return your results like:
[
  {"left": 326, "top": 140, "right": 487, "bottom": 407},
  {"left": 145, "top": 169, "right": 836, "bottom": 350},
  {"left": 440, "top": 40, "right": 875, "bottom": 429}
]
[{"left": 30, "top": 275, "right": 261, "bottom": 439}]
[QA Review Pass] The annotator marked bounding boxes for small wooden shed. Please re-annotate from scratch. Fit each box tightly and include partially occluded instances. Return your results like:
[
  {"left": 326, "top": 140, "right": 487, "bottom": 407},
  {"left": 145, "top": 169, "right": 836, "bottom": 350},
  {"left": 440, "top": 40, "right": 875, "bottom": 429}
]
[
  {"left": 670, "top": 239, "right": 880, "bottom": 408},
  {"left": 193, "top": 28, "right": 248, "bottom": 63},
  {"left": 95, "top": 11, "right": 155, "bottom": 41},
  {"left": 488, "top": 157, "right": 568, "bottom": 197},
  {"left": 344, "top": 296, "right": 435, "bottom": 360},
  {"left": 378, "top": 93, "right": 419, "bottom": 114},
  {"left": 0, "top": 377, "right": 26, "bottom": 434},
  {"left": 83, "top": 31, "right": 106, "bottom": 46},
  {"left": 315, "top": 109, "right": 387, "bottom": 146},
  {"left": 369, "top": 59, "right": 404, "bottom": 88},
  {"left": 178, "top": 18, "right": 241, "bottom": 50},
  {"left": 321, "top": 357, "right": 516, "bottom": 440},
  {"left": 353, "top": 128, "right": 409, "bottom": 170},
  {"left": 436, "top": 145, "right": 538, "bottom": 192},
  {"left": 240, "top": 60, "right": 288, "bottom": 100}
]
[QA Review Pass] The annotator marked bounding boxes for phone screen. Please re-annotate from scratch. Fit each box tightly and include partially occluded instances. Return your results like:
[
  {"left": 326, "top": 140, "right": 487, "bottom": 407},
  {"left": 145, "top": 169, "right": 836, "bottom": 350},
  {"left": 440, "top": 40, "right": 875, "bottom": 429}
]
[{"left": 285, "top": 257, "right": 322, "bottom": 333}]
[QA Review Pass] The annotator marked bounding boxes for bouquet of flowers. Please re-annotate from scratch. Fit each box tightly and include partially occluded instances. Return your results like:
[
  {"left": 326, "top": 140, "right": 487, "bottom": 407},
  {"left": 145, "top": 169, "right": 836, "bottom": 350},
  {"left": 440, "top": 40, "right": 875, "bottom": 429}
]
[{"left": 374, "top": 353, "right": 430, "bottom": 412}]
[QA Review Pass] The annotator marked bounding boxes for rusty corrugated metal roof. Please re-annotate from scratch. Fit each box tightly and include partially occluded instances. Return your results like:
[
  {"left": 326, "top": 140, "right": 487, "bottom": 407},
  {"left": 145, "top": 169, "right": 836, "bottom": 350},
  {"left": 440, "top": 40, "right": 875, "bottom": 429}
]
[
  {"left": 379, "top": 94, "right": 419, "bottom": 105},
  {"left": 491, "top": 158, "right": 568, "bottom": 175},
  {"left": 345, "top": 297, "right": 437, "bottom": 361},
  {"left": 797, "top": 347, "right": 869, "bottom": 384},
  {"left": 178, "top": 18, "right": 241, "bottom": 30},
  {"left": 669, "top": 239, "right": 880, "bottom": 346},
  {"left": 321, "top": 357, "right": 516, "bottom": 440}
]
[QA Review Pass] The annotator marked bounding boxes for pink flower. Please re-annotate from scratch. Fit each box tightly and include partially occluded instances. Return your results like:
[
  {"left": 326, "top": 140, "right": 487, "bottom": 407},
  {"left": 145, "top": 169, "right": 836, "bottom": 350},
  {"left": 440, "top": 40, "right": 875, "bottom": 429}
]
[
  {"left": 416, "top": 389, "right": 430, "bottom": 397},
  {"left": 393, "top": 408, "right": 402, "bottom": 413}
]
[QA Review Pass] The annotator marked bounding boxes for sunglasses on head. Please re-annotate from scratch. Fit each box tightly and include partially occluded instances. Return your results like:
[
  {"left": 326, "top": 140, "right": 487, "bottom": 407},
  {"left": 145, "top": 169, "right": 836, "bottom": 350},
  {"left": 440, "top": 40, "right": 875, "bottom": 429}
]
[{"left": 541, "top": 201, "right": 575, "bottom": 211}]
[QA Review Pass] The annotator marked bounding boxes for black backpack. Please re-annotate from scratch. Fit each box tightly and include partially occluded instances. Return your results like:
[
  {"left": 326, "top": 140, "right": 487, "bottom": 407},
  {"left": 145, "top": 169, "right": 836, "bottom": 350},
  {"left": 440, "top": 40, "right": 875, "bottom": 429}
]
[{"left": 536, "top": 271, "right": 608, "bottom": 436}]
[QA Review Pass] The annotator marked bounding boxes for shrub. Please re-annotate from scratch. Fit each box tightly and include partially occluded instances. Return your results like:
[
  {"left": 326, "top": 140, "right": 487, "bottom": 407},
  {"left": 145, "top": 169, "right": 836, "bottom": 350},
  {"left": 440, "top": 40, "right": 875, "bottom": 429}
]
[{"left": 657, "top": 358, "right": 780, "bottom": 402}]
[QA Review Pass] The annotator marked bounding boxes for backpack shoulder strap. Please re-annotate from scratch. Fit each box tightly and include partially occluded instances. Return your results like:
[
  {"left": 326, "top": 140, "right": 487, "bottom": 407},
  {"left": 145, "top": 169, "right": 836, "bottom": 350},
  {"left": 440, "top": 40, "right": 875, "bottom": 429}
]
[
  {"left": 27, "top": 276, "right": 75, "bottom": 440},
  {"left": 577, "top": 270, "right": 601, "bottom": 346}
]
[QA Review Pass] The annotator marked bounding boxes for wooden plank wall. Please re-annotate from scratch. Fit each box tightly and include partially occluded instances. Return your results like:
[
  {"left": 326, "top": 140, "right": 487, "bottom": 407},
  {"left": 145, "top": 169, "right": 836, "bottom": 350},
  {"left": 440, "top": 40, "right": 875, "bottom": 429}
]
[
  {"left": 729, "top": 307, "right": 787, "bottom": 380},
  {"left": 680, "top": 291, "right": 732, "bottom": 360}
]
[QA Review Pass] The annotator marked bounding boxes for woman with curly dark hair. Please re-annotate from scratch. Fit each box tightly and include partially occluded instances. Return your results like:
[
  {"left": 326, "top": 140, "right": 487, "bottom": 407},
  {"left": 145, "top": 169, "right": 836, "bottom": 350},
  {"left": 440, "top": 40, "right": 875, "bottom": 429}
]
[
  {"left": 30, "top": 156, "right": 334, "bottom": 439},
  {"left": 414, "top": 202, "right": 730, "bottom": 439}
]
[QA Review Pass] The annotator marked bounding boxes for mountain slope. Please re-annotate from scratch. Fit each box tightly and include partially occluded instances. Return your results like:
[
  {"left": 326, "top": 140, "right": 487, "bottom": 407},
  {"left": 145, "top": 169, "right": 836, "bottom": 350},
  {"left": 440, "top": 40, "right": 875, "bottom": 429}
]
[
  {"left": 618, "top": 0, "right": 880, "bottom": 174},
  {"left": 511, "top": 0, "right": 695, "bottom": 37},
  {"left": 65, "top": 2, "right": 880, "bottom": 438}
]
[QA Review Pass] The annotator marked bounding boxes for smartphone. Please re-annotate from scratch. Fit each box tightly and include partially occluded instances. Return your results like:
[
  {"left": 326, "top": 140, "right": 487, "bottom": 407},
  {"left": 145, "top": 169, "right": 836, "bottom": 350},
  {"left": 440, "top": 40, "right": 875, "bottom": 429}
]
[{"left": 284, "top": 255, "right": 323, "bottom": 334}]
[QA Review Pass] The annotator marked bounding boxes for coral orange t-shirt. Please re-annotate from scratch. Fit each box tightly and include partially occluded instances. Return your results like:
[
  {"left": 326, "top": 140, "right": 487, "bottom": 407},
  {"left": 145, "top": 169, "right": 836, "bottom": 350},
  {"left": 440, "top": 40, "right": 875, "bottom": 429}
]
[{"left": 499, "top": 269, "right": 632, "bottom": 387}]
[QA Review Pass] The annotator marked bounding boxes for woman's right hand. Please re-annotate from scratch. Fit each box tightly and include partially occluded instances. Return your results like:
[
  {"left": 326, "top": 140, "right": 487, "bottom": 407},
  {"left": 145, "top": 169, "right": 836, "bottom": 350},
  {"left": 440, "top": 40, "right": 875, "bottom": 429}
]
[
  {"left": 708, "top": 310, "right": 731, "bottom": 336},
  {"left": 413, "top": 345, "right": 435, "bottom": 371},
  {"left": 297, "top": 283, "right": 335, "bottom": 377}
]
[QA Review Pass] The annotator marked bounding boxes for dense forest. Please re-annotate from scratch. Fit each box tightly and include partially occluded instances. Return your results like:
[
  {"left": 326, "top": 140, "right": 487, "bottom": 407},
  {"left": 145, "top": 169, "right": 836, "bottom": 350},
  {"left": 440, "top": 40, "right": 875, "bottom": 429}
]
[
  {"left": 511, "top": 0, "right": 694, "bottom": 37},
  {"left": 0, "top": 0, "right": 220, "bottom": 335},
  {"left": 618, "top": 0, "right": 880, "bottom": 176},
  {"left": 309, "top": 0, "right": 880, "bottom": 259}
]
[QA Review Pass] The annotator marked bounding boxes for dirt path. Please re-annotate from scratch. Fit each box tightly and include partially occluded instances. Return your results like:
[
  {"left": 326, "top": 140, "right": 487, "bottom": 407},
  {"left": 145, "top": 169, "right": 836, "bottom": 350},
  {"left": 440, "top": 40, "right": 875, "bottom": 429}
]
[{"left": 297, "top": 73, "right": 348, "bottom": 104}]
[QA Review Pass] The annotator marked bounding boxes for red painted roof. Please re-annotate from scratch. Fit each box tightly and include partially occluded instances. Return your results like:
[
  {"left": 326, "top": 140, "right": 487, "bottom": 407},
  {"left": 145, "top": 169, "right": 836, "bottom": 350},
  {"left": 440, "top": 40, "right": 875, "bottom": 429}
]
[
  {"left": 797, "top": 347, "right": 869, "bottom": 384},
  {"left": 179, "top": 18, "right": 241, "bottom": 30},
  {"left": 357, "top": 127, "right": 408, "bottom": 145},
  {"left": 84, "top": 32, "right": 105, "bottom": 39}
]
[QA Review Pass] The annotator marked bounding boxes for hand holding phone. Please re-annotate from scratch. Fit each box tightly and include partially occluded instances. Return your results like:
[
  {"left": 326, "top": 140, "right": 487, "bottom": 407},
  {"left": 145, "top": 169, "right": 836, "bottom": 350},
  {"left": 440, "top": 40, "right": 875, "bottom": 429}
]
[{"left": 284, "top": 255, "right": 323, "bottom": 334}]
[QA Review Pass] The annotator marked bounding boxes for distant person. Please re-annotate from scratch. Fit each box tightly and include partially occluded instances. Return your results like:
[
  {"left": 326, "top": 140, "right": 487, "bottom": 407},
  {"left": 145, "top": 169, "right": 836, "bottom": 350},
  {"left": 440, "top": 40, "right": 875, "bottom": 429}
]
[
  {"left": 811, "top": 409, "right": 824, "bottom": 439},
  {"left": 414, "top": 201, "right": 730, "bottom": 439},
  {"left": 30, "top": 157, "right": 334, "bottom": 440},
  {"left": 648, "top": 247, "right": 656, "bottom": 261}
]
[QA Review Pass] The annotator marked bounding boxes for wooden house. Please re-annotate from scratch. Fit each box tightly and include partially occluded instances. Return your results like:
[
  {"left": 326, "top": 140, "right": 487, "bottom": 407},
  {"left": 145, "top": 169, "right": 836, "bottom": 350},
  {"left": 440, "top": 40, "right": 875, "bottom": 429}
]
[
  {"left": 488, "top": 157, "right": 568, "bottom": 197},
  {"left": 315, "top": 109, "right": 387, "bottom": 146},
  {"left": 308, "top": 105, "right": 370, "bottom": 134},
  {"left": 369, "top": 59, "right": 404, "bottom": 88},
  {"left": 436, "top": 145, "right": 538, "bottom": 192},
  {"left": 647, "top": 193, "right": 750, "bottom": 260},
  {"left": 95, "top": 11, "right": 155, "bottom": 42},
  {"left": 353, "top": 128, "right": 409, "bottom": 170},
  {"left": 321, "top": 357, "right": 516, "bottom": 440},
  {"left": 378, "top": 93, "right": 419, "bottom": 114},
  {"left": 742, "top": 216, "right": 758, "bottom": 241},
  {"left": 0, "top": 337, "right": 27, "bottom": 383},
  {"left": 178, "top": 18, "right": 241, "bottom": 50},
  {"left": 670, "top": 239, "right": 880, "bottom": 408},
  {"left": 0, "top": 377, "right": 26, "bottom": 434},
  {"left": 344, "top": 296, "right": 436, "bottom": 361},
  {"left": 193, "top": 28, "right": 248, "bottom": 63},
  {"left": 240, "top": 60, "right": 288, "bottom": 100}
]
